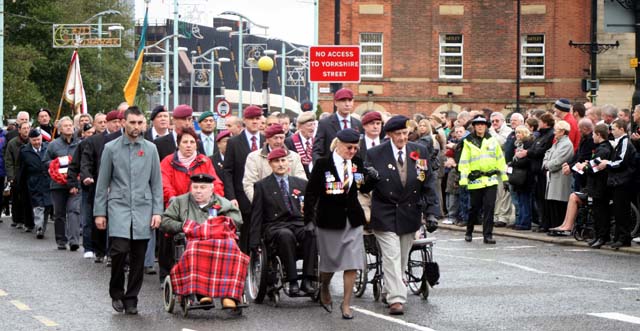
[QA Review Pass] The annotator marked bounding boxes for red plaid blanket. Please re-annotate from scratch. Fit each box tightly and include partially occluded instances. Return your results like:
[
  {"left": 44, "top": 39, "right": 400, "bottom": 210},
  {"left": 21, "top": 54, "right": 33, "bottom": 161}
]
[{"left": 170, "top": 217, "right": 249, "bottom": 300}]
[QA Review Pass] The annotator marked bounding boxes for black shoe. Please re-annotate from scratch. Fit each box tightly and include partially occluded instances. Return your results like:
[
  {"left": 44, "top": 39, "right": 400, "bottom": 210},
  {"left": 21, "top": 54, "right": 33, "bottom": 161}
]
[
  {"left": 455, "top": 222, "right": 467, "bottom": 227},
  {"left": 112, "top": 299, "right": 124, "bottom": 313},
  {"left": 70, "top": 244, "right": 79, "bottom": 252},
  {"left": 494, "top": 221, "right": 506, "bottom": 228},
  {"left": 610, "top": 241, "right": 631, "bottom": 249},
  {"left": 144, "top": 267, "right": 157, "bottom": 275},
  {"left": 590, "top": 239, "right": 606, "bottom": 249},
  {"left": 340, "top": 301, "right": 353, "bottom": 320},
  {"left": 106, "top": 257, "right": 112, "bottom": 267},
  {"left": 289, "top": 281, "right": 300, "bottom": 296},
  {"left": 36, "top": 228, "right": 44, "bottom": 239},
  {"left": 124, "top": 306, "right": 138, "bottom": 315},
  {"left": 24, "top": 227, "right": 33, "bottom": 233},
  {"left": 10, "top": 222, "right": 17, "bottom": 228},
  {"left": 95, "top": 255, "right": 104, "bottom": 263},
  {"left": 587, "top": 238, "right": 599, "bottom": 246},
  {"left": 300, "top": 279, "right": 316, "bottom": 294},
  {"left": 483, "top": 237, "right": 496, "bottom": 244},
  {"left": 57, "top": 244, "right": 66, "bottom": 250},
  {"left": 464, "top": 234, "right": 472, "bottom": 242}
]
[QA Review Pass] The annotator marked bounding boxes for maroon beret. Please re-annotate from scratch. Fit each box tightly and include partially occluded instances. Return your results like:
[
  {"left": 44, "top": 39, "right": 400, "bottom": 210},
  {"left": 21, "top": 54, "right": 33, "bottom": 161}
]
[
  {"left": 117, "top": 111, "right": 125, "bottom": 120},
  {"left": 216, "top": 129, "right": 231, "bottom": 142},
  {"left": 243, "top": 105, "right": 263, "bottom": 119},
  {"left": 334, "top": 88, "right": 354, "bottom": 101},
  {"left": 172, "top": 104, "right": 193, "bottom": 118},
  {"left": 265, "top": 124, "right": 285, "bottom": 138},
  {"left": 106, "top": 110, "right": 119, "bottom": 121},
  {"left": 267, "top": 147, "right": 287, "bottom": 161},
  {"left": 361, "top": 111, "right": 382, "bottom": 126}
]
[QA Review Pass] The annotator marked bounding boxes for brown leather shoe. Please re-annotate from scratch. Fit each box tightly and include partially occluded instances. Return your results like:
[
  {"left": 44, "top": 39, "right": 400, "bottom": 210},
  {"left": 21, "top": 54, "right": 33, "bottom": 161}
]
[
  {"left": 389, "top": 303, "right": 404, "bottom": 315},
  {"left": 199, "top": 296, "right": 213, "bottom": 305},
  {"left": 222, "top": 298, "right": 237, "bottom": 309}
]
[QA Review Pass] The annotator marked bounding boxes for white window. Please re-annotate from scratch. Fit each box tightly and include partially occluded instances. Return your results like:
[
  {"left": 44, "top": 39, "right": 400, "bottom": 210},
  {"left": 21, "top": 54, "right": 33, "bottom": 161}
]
[
  {"left": 360, "top": 32, "right": 383, "bottom": 78},
  {"left": 439, "top": 34, "right": 463, "bottom": 79},
  {"left": 521, "top": 34, "right": 545, "bottom": 79}
]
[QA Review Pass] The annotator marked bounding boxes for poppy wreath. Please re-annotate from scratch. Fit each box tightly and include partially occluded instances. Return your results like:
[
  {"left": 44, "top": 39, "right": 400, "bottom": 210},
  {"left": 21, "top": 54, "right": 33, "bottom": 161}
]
[{"left": 48, "top": 155, "right": 72, "bottom": 185}]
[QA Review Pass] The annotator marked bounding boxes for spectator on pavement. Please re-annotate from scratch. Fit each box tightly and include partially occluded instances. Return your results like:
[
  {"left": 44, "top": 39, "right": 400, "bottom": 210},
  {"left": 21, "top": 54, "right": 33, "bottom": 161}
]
[{"left": 541, "top": 120, "right": 574, "bottom": 231}]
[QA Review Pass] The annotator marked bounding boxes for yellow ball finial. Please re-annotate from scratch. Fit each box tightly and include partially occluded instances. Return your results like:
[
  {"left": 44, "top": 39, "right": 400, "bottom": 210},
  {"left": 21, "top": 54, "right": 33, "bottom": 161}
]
[{"left": 258, "top": 56, "right": 274, "bottom": 72}]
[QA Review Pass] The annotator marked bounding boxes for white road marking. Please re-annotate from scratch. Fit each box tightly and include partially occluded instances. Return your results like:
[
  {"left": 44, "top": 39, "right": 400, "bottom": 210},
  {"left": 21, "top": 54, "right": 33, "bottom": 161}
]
[
  {"left": 588, "top": 312, "right": 640, "bottom": 325},
  {"left": 565, "top": 249, "right": 592, "bottom": 252},
  {"left": 33, "top": 315, "right": 58, "bottom": 327},
  {"left": 620, "top": 287, "right": 640, "bottom": 290},
  {"left": 497, "top": 261, "right": 548, "bottom": 274},
  {"left": 0, "top": 289, "right": 7, "bottom": 296},
  {"left": 351, "top": 306, "right": 436, "bottom": 331},
  {"left": 10, "top": 300, "right": 31, "bottom": 311}
]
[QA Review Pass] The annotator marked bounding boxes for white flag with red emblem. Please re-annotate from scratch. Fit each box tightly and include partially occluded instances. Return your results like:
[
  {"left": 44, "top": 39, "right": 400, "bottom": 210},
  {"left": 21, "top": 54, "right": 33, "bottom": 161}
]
[{"left": 63, "top": 50, "right": 88, "bottom": 114}]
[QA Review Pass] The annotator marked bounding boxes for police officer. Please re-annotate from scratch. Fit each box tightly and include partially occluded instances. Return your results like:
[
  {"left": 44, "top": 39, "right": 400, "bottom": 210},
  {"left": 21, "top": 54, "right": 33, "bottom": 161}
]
[{"left": 458, "top": 115, "right": 509, "bottom": 244}]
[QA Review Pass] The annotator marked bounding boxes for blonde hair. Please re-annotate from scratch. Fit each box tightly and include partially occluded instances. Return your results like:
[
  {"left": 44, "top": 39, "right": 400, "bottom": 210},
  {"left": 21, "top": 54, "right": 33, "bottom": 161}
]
[
  {"left": 555, "top": 120, "right": 571, "bottom": 133},
  {"left": 329, "top": 137, "right": 339, "bottom": 152},
  {"left": 418, "top": 119, "right": 432, "bottom": 135},
  {"left": 515, "top": 125, "right": 531, "bottom": 139}
]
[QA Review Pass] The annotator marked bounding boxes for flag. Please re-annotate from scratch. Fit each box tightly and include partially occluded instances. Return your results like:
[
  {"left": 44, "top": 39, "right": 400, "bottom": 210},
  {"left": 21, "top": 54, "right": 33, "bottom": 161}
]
[
  {"left": 123, "top": 7, "right": 149, "bottom": 106},
  {"left": 41, "top": 129, "right": 52, "bottom": 142},
  {"left": 63, "top": 50, "right": 88, "bottom": 114}
]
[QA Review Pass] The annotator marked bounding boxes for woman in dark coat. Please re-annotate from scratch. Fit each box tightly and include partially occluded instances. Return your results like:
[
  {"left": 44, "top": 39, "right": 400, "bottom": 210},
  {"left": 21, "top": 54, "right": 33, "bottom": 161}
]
[
  {"left": 18, "top": 129, "right": 50, "bottom": 238},
  {"left": 509, "top": 125, "right": 534, "bottom": 230},
  {"left": 304, "top": 128, "right": 376, "bottom": 319}
]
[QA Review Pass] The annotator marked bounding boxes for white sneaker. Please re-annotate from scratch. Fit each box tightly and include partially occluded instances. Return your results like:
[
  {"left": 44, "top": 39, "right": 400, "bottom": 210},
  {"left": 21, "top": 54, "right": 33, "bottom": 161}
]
[
  {"left": 442, "top": 219, "right": 454, "bottom": 225},
  {"left": 632, "top": 237, "right": 640, "bottom": 243},
  {"left": 83, "top": 251, "right": 95, "bottom": 259}
]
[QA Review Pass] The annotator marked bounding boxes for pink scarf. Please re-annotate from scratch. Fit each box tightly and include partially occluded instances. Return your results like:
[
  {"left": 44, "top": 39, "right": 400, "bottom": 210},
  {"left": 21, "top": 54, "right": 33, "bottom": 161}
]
[{"left": 177, "top": 150, "right": 197, "bottom": 168}]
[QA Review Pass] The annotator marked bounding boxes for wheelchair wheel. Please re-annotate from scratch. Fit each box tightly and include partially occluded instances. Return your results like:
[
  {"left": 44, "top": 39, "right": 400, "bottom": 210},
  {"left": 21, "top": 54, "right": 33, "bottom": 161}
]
[
  {"left": 180, "top": 296, "right": 190, "bottom": 318},
  {"left": 272, "top": 292, "right": 280, "bottom": 307},
  {"left": 163, "top": 276, "right": 175, "bottom": 313},
  {"left": 420, "top": 280, "right": 430, "bottom": 300},
  {"left": 573, "top": 225, "right": 584, "bottom": 241},
  {"left": 354, "top": 250, "right": 368, "bottom": 298},
  {"left": 247, "top": 248, "right": 264, "bottom": 302},
  {"left": 407, "top": 249, "right": 427, "bottom": 295},
  {"left": 254, "top": 248, "right": 269, "bottom": 304},
  {"left": 631, "top": 203, "right": 640, "bottom": 237},
  {"left": 373, "top": 280, "right": 381, "bottom": 301}
]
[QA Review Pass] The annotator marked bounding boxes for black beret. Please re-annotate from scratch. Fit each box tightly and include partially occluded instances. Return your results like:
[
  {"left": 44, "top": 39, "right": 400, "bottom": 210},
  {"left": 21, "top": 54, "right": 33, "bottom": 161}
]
[
  {"left": 83, "top": 123, "right": 93, "bottom": 132},
  {"left": 37, "top": 108, "right": 52, "bottom": 117},
  {"left": 383, "top": 115, "right": 410, "bottom": 132},
  {"left": 190, "top": 173, "right": 215, "bottom": 184},
  {"left": 336, "top": 128, "right": 360, "bottom": 143},
  {"left": 28, "top": 128, "right": 41, "bottom": 138},
  {"left": 150, "top": 105, "right": 167, "bottom": 121}
]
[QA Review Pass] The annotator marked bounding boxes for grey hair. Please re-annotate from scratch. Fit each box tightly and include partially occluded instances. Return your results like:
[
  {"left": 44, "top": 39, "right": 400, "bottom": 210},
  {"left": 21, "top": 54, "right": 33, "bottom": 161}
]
[
  {"left": 601, "top": 104, "right": 618, "bottom": 119},
  {"left": 510, "top": 112, "right": 524, "bottom": 123},
  {"left": 57, "top": 116, "right": 73, "bottom": 130}
]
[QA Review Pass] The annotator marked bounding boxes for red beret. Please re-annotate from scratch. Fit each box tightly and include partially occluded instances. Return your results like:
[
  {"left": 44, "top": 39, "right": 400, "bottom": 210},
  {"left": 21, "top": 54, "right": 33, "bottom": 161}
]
[
  {"left": 334, "top": 88, "right": 354, "bottom": 101},
  {"left": 172, "top": 104, "right": 193, "bottom": 118},
  {"left": 216, "top": 129, "right": 232, "bottom": 142},
  {"left": 361, "top": 111, "right": 382, "bottom": 126},
  {"left": 106, "top": 110, "right": 119, "bottom": 121},
  {"left": 117, "top": 111, "right": 125, "bottom": 120},
  {"left": 267, "top": 147, "right": 287, "bottom": 161},
  {"left": 265, "top": 124, "right": 285, "bottom": 138},
  {"left": 243, "top": 105, "right": 262, "bottom": 119}
]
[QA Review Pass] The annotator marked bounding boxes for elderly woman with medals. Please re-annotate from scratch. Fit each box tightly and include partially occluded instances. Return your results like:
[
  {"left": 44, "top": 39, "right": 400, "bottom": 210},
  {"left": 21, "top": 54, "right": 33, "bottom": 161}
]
[{"left": 304, "top": 128, "right": 378, "bottom": 320}]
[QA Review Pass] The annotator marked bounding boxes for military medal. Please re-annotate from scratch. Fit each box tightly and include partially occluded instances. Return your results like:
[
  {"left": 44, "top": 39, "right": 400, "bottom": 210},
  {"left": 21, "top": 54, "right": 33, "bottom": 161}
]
[
  {"left": 418, "top": 171, "right": 426, "bottom": 182},
  {"left": 325, "top": 171, "right": 335, "bottom": 182}
]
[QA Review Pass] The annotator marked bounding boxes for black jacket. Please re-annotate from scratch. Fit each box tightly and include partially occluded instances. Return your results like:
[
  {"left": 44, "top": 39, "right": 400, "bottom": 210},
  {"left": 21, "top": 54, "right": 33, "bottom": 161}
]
[
  {"left": 249, "top": 174, "right": 307, "bottom": 249},
  {"left": 223, "top": 130, "right": 265, "bottom": 214},
  {"left": 312, "top": 114, "right": 363, "bottom": 162},
  {"left": 209, "top": 151, "right": 226, "bottom": 186},
  {"left": 18, "top": 143, "right": 50, "bottom": 207},
  {"left": 607, "top": 135, "right": 636, "bottom": 187},
  {"left": 285, "top": 133, "right": 313, "bottom": 179},
  {"left": 509, "top": 139, "right": 534, "bottom": 192},
  {"left": 526, "top": 127, "right": 554, "bottom": 176},
  {"left": 154, "top": 132, "right": 205, "bottom": 162},
  {"left": 584, "top": 140, "right": 613, "bottom": 199}
]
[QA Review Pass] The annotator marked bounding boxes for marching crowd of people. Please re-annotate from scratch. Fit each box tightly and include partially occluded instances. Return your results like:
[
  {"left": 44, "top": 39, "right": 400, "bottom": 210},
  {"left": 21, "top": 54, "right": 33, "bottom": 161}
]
[{"left": 1, "top": 87, "right": 638, "bottom": 317}]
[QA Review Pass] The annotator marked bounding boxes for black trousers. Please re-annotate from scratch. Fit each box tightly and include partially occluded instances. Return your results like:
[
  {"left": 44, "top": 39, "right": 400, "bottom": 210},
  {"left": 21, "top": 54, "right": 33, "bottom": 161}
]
[
  {"left": 109, "top": 237, "right": 148, "bottom": 308},
  {"left": 591, "top": 198, "right": 610, "bottom": 242},
  {"left": 467, "top": 185, "right": 497, "bottom": 238},
  {"left": 238, "top": 211, "right": 251, "bottom": 254},
  {"left": 265, "top": 223, "right": 317, "bottom": 281},
  {"left": 612, "top": 186, "right": 632, "bottom": 244},
  {"left": 11, "top": 182, "right": 33, "bottom": 227},
  {"left": 157, "top": 230, "right": 174, "bottom": 282}
]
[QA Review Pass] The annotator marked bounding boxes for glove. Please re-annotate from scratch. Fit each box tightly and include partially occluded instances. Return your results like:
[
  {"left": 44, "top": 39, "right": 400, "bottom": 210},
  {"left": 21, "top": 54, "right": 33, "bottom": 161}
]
[
  {"left": 364, "top": 166, "right": 380, "bottom": 182},
  {"left": 425, "top": 215, "right": 438, "bottom": 233},
  {"left": 468, "top": 170, "right": 482, "bottom": 181},
  {"left": 503, "top": 182, "right": 510, "bottom": 192},
  {"left": 304, "top": 222, "right": 316, "bottom": 233}
]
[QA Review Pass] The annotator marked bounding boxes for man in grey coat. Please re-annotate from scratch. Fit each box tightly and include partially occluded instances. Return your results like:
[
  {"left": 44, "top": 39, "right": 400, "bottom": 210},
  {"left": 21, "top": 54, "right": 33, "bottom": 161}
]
[{"left": 94, "top": 107, "right": 163, "bottom": 315}]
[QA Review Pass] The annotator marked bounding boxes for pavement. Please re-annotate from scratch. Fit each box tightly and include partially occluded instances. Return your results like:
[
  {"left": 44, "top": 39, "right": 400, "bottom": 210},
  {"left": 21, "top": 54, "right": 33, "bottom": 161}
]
[{"left": 439, "top": 222, "right": 640, "bottom": 254}]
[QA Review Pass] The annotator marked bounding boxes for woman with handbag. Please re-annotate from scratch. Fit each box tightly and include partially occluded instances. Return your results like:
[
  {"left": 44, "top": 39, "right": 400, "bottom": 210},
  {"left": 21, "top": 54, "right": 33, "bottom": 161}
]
[{"left": 509, "top": 125, "right": 534, "bottom": 230}]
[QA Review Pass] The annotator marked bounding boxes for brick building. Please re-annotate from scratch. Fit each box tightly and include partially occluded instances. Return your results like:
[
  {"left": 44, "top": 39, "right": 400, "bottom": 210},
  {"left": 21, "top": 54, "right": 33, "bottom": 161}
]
[{"left": 317, "top": 0, "right": 593, "bottom": 116}]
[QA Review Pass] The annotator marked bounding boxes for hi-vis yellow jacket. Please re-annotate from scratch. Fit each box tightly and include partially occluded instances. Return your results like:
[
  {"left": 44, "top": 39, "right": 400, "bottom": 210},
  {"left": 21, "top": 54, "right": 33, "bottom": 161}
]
[{"left": 458, "top": 134, "right": 508, "bottom": 190}]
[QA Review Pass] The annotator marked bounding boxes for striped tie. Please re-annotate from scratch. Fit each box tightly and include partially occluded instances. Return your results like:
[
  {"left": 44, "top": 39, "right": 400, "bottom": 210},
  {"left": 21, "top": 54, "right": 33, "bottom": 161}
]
[{"left": 343, "top": 160, "right": 350, "bottom": 191}]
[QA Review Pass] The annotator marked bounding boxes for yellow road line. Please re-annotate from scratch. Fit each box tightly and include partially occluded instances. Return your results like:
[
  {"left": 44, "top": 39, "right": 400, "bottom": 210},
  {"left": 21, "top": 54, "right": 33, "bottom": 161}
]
[
  {"left": 33, "top": 316, "right": 59, "bottom": 327},
  {"left": 9, "top": 300, "right": 31, "bottom": 311},
  {"left": 0, "top": 289, "right": 7, "bottom": 296}
]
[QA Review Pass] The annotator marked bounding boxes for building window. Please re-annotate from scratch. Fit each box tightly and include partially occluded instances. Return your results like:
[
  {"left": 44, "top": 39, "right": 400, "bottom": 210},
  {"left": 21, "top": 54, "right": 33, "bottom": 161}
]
[
  {"left": 360, "top": 32, "right": 383, "bottom": 78},
  {"left": 439, "top": 34, "right": 463, "bottom": 79},
  {"left": 521, "top": 34, "right": 545, "bottom": 79}
]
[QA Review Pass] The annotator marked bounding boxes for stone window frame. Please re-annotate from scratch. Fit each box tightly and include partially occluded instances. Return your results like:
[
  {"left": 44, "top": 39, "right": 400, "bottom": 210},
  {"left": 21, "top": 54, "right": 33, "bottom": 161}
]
[
  {"left": 439, "top": 34, "right": 464, "bottom": 79},
  {"left": 521, "top": 34, "right": 545, "bottom": 79},
  {"left": 359, "top": 32, "right": 383, "bottom": 78}
]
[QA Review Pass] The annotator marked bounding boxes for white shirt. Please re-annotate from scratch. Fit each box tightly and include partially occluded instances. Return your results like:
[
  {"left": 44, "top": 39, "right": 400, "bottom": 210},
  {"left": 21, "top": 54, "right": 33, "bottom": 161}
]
[
  {"left": 244, "top": 130, "right": 260, "bottom": 149},
  {"left": 364, "top": 135, "right": 380, "bottom": 149},
  {"left": 391, "top": 143, "right": 407, "bottom": 165},
  {"left": 151, "top": 127, "right": 169, "bottom": 140},
  {"left": 332, "top": 151, "right": 352, "bottom": 186}
]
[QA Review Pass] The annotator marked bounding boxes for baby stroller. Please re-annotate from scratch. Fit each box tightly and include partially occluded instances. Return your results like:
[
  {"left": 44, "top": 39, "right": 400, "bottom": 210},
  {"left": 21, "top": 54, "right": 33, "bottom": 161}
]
[{"left": 162, "top": 217, "right": 249, "bottom": 317}]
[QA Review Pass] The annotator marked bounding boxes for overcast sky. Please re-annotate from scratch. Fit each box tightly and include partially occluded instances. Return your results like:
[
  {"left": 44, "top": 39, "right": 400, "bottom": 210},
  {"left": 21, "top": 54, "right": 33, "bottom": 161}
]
[{"left": 135, "top": 0, "right": 315, "bottom": 45}]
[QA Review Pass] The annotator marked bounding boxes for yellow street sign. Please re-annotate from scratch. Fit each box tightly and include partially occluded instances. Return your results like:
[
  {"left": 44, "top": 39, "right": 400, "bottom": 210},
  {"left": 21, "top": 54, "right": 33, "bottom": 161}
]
[{"left": 631, "top": 57, "right": 638, "bottom": 68}]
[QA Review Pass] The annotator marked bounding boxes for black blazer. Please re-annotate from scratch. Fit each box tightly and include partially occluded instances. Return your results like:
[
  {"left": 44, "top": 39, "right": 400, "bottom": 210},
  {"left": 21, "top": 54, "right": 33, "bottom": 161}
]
[
  {"left": 79, "top": 130, "right": 121, "bottom": 202},
  {"left": 312, "top": 114, "right": 363, "bottom": 162},
  {"left": 209, "top": 151, "right": 226, "bottom": 186},
  {"left": 249, "top": 174, "right": 307, "bottom": 249},
  {"left": 285, "top": 133, "right": 312, "bottom": 179},
  {"left": 223, "top": 130, "right": 266, "bottom": 214},
  {"left": 154, "top": 132, "right": 205, "bottom": 161},
  {"left": 365, "top": 141, "right": 441, "bottom": 235},
  {"left": 304, "top": 155, "right": 373, "bottom": 230}
]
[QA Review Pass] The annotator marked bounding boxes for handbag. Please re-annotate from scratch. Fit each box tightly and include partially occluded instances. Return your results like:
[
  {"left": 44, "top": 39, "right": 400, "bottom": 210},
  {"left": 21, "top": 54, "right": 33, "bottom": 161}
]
[{"left": 507, "top": 165, "right": 527, "bottom": 186}]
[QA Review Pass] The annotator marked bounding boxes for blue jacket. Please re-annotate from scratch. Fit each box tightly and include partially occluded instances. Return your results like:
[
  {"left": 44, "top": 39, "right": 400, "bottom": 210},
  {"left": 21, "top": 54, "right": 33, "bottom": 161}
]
[{"left": 0, "top": 129, "right": 7, "bottom": 177}]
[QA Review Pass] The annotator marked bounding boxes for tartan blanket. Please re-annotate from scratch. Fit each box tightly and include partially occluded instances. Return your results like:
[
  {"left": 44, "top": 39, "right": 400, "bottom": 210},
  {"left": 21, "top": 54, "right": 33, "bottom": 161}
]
[{"left": 170, "top": 218, "right": 249, "bottom": 300}]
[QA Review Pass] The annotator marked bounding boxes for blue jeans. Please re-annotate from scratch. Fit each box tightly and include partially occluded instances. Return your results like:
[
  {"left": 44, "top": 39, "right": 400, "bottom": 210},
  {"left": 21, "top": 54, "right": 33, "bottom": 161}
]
[
  {"left": 144, "top": 230, "right": 156, "bottom": 268},
  {"left": 515, "top": 191, "right": 532, "bottom": 229},
  {"left": 81, "top": 189, "right": 93, "bottom": 252},
  {"left": 457, "top": 188, "right": 470, "bottom": 223}
]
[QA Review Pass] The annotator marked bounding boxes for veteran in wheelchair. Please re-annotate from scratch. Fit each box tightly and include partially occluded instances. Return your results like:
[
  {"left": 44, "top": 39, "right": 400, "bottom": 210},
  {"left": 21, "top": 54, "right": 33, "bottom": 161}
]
[
  {"left": 160, "top": 173, "right": 248, "bottom": 316},
  {"left": 248, "top": 148, "right": 318, "bottom": 304}
]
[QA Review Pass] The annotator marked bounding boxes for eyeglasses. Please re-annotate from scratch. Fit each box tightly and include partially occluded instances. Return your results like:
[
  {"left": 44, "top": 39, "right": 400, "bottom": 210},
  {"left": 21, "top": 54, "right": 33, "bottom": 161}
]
[{"left": 491, "top": 120, "right": 501, "bottom": 123}]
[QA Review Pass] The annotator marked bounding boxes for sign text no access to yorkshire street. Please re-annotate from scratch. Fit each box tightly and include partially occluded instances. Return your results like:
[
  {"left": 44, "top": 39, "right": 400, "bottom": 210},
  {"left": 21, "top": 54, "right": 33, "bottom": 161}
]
[{"left": 309, "top": 45, "right": 361, "bottom": 83}]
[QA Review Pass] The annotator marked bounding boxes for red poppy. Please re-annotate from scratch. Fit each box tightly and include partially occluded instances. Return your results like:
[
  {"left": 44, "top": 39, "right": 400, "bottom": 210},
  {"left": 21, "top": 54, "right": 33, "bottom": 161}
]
[
  {"left": 409, "top": 151, "right": 420, "bottom": 161},
  {"left": 292, "top": 189, "right": 301, "bottom": 196},
  {"left": 213, "top": 204, "right": 222, "bottom": 210},
  {"left": 138, "top": 150, "right": 144, "bottom": 157}
]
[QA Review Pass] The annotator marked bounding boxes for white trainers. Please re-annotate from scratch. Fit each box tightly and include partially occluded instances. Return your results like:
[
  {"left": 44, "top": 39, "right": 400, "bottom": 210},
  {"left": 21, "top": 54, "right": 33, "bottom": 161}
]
[
  {"left": 442, "top": 218, "right": 454, "bottom": 225},
  {"left": 632, "top": 237, "right": 640, "bottom": 244},
  {"left": 83, "top": 251, "right": 95, "bottom": 259}
]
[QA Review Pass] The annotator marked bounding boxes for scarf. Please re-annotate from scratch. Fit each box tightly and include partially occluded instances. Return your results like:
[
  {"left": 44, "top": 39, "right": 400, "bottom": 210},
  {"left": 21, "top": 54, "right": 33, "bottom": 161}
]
[{"left": 178, "top": 150, "right": 197, "bottom": 168}]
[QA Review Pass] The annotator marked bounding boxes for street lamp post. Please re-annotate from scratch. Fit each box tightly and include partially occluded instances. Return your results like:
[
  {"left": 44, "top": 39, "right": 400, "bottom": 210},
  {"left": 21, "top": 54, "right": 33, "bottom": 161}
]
[
  {"left": 189, "top": 46, "right": 230, "bottom": 110},
  {"left": 143, "top": 34, "right": 187, "bottom": 109},
  {"left": 258, "top": 56, "right": 274, "bottom": 117}
]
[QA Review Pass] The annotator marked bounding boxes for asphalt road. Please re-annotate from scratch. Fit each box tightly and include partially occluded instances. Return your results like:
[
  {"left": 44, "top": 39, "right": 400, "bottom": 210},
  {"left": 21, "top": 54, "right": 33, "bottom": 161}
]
[{"left": 1, "top": 218, "right": 639, "bottom": 331}]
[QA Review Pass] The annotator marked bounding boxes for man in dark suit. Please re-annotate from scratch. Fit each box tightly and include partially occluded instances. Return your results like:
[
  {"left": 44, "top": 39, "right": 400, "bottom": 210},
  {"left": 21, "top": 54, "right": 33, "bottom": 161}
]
[
  {"left": 197, "top": 111, "right": 218, "bottom": 157},
  {"left": 285, "top": 111, "right": 316, "bottom": 179},
  {"left": 143, "top": 105, "right": 170, "bottom": 141},
  {"left": 153, "top": 104, "right": 204, "bottom": 161},
  {"left": 312, "top": 88, "right": 363, "bottom": 162},
  {"left": 366, "top": 115, "right": 441, "bottom": 315},
  {"left": 210, "top": 130, "right": 231, "bottom": 186},
  {"left": 250, "top": 148, "right": 316, "bottom": 295},
  {"left": 224, "top": 105, "right": 265, "bottom": 253},
  {"left": 357, "top": 111, "right": 382, "bottom": 161}
]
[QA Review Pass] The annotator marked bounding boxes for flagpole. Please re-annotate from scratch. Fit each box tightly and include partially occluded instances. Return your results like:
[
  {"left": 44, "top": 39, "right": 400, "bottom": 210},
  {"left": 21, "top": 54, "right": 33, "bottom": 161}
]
[{"left": 53, "top": 50, "right": 77, "bottom": 137}]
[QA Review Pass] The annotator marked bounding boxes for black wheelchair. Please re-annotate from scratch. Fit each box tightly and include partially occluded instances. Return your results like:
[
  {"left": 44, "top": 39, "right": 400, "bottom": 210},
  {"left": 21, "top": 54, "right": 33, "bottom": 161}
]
[
  {"left": 247, "top": 239, "right": 319, "bottom": 306},
  {"left": 573, "top": 192, "right": 640, "bottom": 242},
  {"left": 354, "top": 224, "right": 440, "bottom": 301},
  {"left": 162, "top": 233, "right": 249, "bottom": 317}
]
